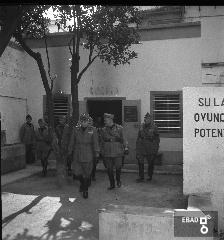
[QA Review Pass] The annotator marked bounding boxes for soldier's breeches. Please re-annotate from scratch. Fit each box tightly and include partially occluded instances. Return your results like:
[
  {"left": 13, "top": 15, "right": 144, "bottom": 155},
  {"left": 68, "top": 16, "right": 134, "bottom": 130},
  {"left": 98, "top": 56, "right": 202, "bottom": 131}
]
[
  {"left": 138, "top": 163, "right": 144, "bottom": 179},
  {"left": 146, "top": 154, "right": 156, "bottom": 177},
  {"left": 104, "top": 157, "right": 122, "bottom": 171}
]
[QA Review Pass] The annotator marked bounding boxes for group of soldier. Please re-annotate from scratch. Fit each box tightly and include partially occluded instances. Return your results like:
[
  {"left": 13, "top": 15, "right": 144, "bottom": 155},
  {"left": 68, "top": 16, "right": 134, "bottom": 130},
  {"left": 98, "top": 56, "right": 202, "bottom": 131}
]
[{"left": 20, "top": 111, "right": 160, "bottom": 199}]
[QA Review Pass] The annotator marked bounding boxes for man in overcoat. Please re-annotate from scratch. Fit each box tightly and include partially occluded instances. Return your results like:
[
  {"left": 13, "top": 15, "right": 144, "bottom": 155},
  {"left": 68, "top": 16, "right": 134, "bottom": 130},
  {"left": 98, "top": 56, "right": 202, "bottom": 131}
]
[
  {"left": 35, "top": 118, "right": 52, "bottom": 176},
  {"left": 101, "top": 113, "right": 128, "bottom": 190},
  {"left": 136, "top": 112, "right": 160, "bottom": 182},
  {"left": 61, "top": 115, "right": 74, "bottom": 176},
  {"left": 68, "top": 113, "right": 100, "bottom": 199},
  {"left": 55, "top": 115, "right": 66, "bottom": 147}
]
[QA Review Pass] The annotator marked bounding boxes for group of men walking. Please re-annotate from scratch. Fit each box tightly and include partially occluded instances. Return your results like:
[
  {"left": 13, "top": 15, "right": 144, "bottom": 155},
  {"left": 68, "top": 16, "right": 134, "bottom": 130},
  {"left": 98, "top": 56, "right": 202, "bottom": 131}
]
[{"left": 20, "top": 111, "right": 160, "bottom": 199}]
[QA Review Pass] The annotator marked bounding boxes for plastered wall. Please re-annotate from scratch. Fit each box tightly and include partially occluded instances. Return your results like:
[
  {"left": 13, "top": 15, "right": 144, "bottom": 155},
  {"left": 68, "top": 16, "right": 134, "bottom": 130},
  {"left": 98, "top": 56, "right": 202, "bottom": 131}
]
[
  {"left": 24, "top": 36, "right": 201, "bottom": 152},
  {"left": 0, "top": 45, "right": 27, "bottom": 144}
]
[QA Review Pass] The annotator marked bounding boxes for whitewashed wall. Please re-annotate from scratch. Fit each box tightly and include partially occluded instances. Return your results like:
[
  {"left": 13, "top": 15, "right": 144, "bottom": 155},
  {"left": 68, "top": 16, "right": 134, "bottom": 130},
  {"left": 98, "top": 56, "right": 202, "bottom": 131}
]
[
  {"left": 0, "top": 46, "right": 27, "bottom": 144},
  {"left": 24, "top": 36, "right": 201, "bottom": 153}
]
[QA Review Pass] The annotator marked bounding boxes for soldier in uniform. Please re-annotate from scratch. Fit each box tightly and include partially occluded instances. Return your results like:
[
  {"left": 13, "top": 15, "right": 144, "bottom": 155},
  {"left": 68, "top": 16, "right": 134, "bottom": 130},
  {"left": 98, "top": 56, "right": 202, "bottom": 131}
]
[
  {"left": 35, "top": 119, "right": 52, "bottom": 176},
  {"left": 20, "top": 114, "right": 36, "bottom": 164},
  {"left": 88, "top": 116, "right": 97, "bottom": 182},
  {"left": 101, "top": 113, "right": 128, "bottom": 190},
  {"left": 61, "top": 115, "right": 74, "bottom": 176},
  {"left": 68, "top": 113, "right": 100, "bottom": 199},
  {"left": 55, "top": 115, "right": 66, "bottom": 147},
  {"left": 136, "top": 112, "right": 160, "bottom": 182}
]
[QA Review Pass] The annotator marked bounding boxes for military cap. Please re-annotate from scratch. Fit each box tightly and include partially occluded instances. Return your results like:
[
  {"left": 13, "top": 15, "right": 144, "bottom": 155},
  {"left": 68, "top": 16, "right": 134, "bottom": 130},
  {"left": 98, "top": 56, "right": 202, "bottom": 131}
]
[
  {"left": 26, "top": 114, "right": 32, "bottom": 120},
  {"left": 104, "top": 113, "right": 114, "bottom": 119},
  {"left": 144, "top": 112, "right": 151, "bottom": 119},
  {"left": 79, "top": 113, "right": 90, "bottom": 121}
]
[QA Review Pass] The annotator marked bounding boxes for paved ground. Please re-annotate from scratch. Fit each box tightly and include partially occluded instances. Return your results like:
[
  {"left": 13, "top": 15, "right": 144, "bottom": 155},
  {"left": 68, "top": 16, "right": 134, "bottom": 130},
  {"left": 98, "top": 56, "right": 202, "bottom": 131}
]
[{"left": 2, "top": 169, "right": 187, "bottom": 240}]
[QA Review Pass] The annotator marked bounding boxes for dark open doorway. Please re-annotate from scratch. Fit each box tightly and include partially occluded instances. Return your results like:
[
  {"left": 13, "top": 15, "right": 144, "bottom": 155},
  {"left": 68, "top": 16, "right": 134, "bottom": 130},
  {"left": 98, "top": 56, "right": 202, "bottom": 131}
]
[{"left": 87, "top": 99, "right": 122, "bottom": 127}]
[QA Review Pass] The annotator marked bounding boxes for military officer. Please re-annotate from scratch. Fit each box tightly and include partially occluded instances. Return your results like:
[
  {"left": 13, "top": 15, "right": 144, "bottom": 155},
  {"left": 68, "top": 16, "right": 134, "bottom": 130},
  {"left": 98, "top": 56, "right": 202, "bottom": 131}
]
[
  {"left": 136, "top": 112, "right": 160, "bottom": 182},
  {"left": 68, "top": 113, "right": 100, "bottom": 199},
  {"left": 61, "top": 115, "right": 74, "bottom": 176},
  {"left": 101, "top": 113, "right": 128, "bottom": 190},
  {"left": 55, "top": 115, "right": 66, "bottom": 147},
  {"left": 20, "top": 114, "right": 36, "bottom": 164},
  {"left": 35, "top": 119, "right": 52, "bottom": 176}
]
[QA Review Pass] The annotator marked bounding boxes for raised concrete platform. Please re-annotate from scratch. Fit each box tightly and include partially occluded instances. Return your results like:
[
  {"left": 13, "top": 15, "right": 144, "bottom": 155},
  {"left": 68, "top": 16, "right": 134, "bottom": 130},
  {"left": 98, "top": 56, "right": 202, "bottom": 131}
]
[
  {"left": 1, "top": 143, "right": 25, "bottom": 174},
  {"left": 1, "top": 160, "right": 56, "bottom": 186},
  {"left": 188, "top": 192, "right": 224, "bottom": 233}
]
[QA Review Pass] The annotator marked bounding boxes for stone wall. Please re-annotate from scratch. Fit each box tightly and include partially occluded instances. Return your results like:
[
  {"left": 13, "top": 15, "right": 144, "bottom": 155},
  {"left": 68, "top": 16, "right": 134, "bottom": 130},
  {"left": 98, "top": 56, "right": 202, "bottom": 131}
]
[{"left": 1, "top": 143, "right": 25, "bottom": 174}]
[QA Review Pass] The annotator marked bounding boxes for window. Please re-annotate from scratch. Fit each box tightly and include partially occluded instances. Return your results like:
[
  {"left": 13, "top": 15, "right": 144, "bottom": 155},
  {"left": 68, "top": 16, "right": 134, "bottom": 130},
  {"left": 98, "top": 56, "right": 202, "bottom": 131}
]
[
  {"left": 150, "top": 91, "right": 182, "bottom": 137},
  {"left": 53, "top": 95, "right": 70, "bottom": 123},
  {"left": 43, "top": 94, "right": 71, "bottom": 124}
]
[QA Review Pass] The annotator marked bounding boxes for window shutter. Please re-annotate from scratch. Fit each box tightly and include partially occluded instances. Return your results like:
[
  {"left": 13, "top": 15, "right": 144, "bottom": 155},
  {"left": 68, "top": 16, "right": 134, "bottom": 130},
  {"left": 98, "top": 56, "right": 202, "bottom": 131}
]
[{"left": 151, "top": 92, "right": 182, "bottom": 137}]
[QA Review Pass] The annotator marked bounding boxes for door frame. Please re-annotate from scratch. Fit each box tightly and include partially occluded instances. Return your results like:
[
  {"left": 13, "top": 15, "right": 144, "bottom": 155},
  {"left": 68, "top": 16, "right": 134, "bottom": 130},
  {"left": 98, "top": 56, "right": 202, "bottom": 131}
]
[
  {"left": 84, "top": 97, "right": 126, "bottom": 101},
  {"left": 84, "top": 97, "right": 126, "bottom": 115}
]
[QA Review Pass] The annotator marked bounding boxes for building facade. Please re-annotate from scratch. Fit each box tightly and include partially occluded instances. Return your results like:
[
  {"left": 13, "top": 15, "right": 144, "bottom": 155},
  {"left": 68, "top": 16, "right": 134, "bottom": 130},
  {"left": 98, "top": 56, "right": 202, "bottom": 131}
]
[{"left": 1, "top": 6, "right": 224, "bottom": 169}]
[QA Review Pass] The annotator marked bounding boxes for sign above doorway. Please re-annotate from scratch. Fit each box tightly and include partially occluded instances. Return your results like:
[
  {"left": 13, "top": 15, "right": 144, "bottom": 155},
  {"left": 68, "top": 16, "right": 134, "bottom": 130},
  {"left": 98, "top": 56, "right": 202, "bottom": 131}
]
[{"left": 89, "top": 85, "right": 119, "bottom": 96}]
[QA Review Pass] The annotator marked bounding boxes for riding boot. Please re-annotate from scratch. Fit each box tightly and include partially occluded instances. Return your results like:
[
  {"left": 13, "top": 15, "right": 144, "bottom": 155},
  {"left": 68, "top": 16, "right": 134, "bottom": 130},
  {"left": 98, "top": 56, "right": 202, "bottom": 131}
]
[
  {"left": 79, "top": 175, "right": 84, "bottom": 192},
  {"left": 107, "top": 169, "right": 115, "bottom": 190},
  {"left": 41, "top": 159, "right": 47, "bottom": 176},
  {"left": 43, "top": 160, "right": 48, "bottom": 176},
  {"left": 82, "top": 177, "right": 89, "bottom": 199},
  {"left": 136, "top": 163, "right": 144, "bottom": 182},
  {"left": 116, "top": 168, "right": 121, "bottom": 187}
]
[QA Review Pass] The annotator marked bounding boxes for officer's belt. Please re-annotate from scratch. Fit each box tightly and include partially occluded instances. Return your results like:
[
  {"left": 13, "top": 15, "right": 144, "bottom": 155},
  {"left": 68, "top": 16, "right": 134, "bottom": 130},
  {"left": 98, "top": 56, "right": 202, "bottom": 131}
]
[
  {"left": 140, "top": 137, "right": 153, "bottom": 141},
  {"left": 104, "top": 139, "right": 121, "bottom": 142}
]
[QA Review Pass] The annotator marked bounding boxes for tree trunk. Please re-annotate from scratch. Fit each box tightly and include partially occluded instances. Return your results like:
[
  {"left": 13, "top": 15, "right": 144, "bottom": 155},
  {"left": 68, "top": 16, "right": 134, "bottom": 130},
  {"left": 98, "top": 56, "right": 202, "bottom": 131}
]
[
  {"left": 36, "top": 57, "right": 65, "bottom": 187},
  {"left": 15, "top": 35, "right": 66, "bottom": 187},
  {"left": 71, "top": 53, "right": 79, "bottom": 125}
]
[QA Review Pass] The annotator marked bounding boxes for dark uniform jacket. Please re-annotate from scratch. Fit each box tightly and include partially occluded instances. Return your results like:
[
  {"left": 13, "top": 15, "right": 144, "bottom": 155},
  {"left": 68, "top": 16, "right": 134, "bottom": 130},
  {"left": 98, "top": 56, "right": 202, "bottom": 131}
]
[
  {"left": 101, "top": 124, "right": 127, "bottom": 158},
  {"left": 61, "top": 124, "right": 72, "bottom": 155},
  {"left": 20, "top": 122, "right": 35, "bottom": 145},
  {"left": 35, "top": 126, "right": 52, "bottom": 153},
  {"left": 68, "top": 125, "right": 100, "bottom": 163},
  {"left": 136, "top": 122, "right": 160, "bottom": 156},
  {"left": 55, "top": 123, "right": 65, "bottom": 147}
]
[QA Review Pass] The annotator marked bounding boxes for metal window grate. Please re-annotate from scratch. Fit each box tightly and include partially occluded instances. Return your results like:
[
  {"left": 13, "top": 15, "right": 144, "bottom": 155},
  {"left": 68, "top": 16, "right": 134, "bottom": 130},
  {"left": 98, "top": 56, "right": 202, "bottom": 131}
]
[
  {"left": 53, "top": 96, "right": 69, "bottom": 123},
  {"left": 152, "top": 93, "right": 182, "bottom": 135}
]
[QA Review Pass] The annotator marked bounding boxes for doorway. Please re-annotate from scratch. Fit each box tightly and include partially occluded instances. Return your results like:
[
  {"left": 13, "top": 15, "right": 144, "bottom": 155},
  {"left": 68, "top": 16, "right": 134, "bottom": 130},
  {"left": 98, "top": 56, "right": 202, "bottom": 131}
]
[{"left": 87, "top": 99, "right": 122, "bottom": 126}]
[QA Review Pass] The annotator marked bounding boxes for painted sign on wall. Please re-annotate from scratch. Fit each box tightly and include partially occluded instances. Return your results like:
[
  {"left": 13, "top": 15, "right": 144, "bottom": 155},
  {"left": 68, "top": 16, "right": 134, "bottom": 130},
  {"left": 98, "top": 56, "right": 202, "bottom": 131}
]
[
  {"left": 183, "top": 87, "right": 224, "bottom": 195},
  {"left": 90, "top": 85, "right": 119, "bottom": 96},
  {"left": 124, "top": 106, "right": 138, "bottom": 122}
]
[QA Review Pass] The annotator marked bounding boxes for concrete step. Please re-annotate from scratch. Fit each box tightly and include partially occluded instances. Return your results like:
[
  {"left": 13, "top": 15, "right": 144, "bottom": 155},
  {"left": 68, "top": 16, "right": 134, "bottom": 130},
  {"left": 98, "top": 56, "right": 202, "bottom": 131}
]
[
  {"left": 97, "top": 162, "right": 183, "bottom": 175},
  {"left": 33, "top": 160, "right": 183, "bottom": 175},
  {"left": 99, "top": 204, "right": 216, "bottom": 240}
]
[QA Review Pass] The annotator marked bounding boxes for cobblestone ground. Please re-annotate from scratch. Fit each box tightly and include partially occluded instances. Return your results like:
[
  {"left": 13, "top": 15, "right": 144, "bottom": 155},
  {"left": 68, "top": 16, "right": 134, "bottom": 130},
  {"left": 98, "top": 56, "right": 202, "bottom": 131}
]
[{"left": 2, "top": 170, "right": 187, "bottom": 240}]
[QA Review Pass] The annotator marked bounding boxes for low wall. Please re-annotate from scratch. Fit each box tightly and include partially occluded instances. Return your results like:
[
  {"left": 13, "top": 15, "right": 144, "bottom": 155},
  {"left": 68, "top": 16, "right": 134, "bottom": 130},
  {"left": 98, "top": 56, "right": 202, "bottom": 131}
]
[
  {"left": 99, "top": 204, "right": 215, "bottom": 240},
  {"left": 188, "top": 192, "right": 224, "bottom": 232},
  {"left": 1, "top": 143, "right": 26, "bottom": 174}
]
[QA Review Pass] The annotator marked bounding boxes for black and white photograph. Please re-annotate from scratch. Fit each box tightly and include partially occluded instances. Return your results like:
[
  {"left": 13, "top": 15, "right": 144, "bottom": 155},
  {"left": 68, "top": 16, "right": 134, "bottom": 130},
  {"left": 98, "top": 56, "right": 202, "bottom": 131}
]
[{"left": 1, "top": 5, "right": 224, "bottom": 240}]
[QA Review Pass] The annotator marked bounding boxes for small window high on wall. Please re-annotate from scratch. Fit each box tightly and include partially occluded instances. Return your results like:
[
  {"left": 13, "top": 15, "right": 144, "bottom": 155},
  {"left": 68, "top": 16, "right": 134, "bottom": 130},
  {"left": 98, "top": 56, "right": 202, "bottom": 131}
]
[{"left": 150, "top": 91, "right": 183, "bottom": 138}]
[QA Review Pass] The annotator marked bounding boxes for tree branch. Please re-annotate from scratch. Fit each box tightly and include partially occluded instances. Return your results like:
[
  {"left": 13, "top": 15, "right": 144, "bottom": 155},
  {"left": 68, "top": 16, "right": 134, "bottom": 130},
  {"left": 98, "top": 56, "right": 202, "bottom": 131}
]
[
  {"left": 75, "top": 5, "right": 81, "bottom": 56},
  {"left": 68, "top": 37, "right": 73, "bottom": 56},
  {"left": 77, "top": 54, "right": 98, "bottom": 84},
  {"left": 44, "top": 32, "right": 54, "bottom": 92},
  {"left": 15, "top": 34, "right": 51, "bottom": 94},
  {"left": 15, "top": 34, "right": 38, "bottom": 60}
]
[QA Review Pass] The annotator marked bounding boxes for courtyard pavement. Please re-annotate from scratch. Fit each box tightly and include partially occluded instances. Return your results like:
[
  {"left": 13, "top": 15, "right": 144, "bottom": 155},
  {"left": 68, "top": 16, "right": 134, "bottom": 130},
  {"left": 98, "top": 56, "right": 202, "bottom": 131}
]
[{"left": 2, "top": 166, "right": 187, "bottom": 240}]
